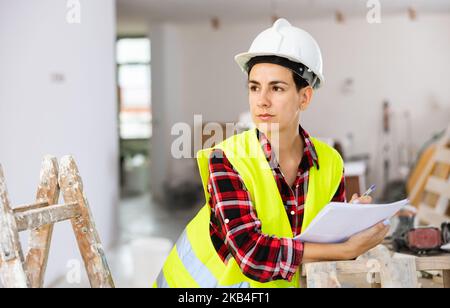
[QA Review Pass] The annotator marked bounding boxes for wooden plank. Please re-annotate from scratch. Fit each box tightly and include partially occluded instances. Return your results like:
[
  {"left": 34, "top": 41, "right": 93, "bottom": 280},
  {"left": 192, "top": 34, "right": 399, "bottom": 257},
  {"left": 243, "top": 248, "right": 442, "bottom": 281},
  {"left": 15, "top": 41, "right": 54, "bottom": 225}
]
[
  {"left": 435, "top": 148, "right": 450, "bottom": 165},
  {"left": 423, "top": 191, "right": 438, "bottom": 209},
  {"left": 443, "top": 270, "right": 450, "bottom": 288},
  {"left": 415, "top": 256, "right": 450, "bottom": 271},
  {"left": 25, "top": 156, "right": 60, "bottom": 288},
  {"left": 301, "top": 247, "right": 450, "bottom": 288},
  {"left": 303, "top": 257, "right": 450, "bottom": 275},
  {"left": 433, "top": 162, "right": 450, "bottom": 179},
  {"left": 425, "top": 176, "right": 450, "bottom": 200},
  {"left": 302, "top": 260, "right": 373, "bottom": 276},
  {"left": 59, "top": 156, "right": 115, "bottom": 288},
  {"left": 302, "top": 255, "right": 450, "bottom": 273},
  {"left": 407, "top": 145, "right": 436, "bottom": 206},
  {"left": 378, "top": 257, "right": 418, "bottom": 288},
  {"left": 305, "top": 262, "right": 342, "bottom": 288},
  {"left": 0, "top": 164, "right": 29, "bottom": 288},
  {"left": 358, "top": 245, "right": 390, "bottom": 288},
  {"left": 303, "top": 246, "right": 386, "bottom": 288},
  {"left": 13, "top": 201, "right": 49, "bottom": 214},
  {"left": 409, "top": 147, "right": 440, "bottom": 207},
  {"left": 418, "top": 204, "right": 450, "bottom": 227},
  {"left": 15, "top": 202, "right": 80, "bottom": 232},
  {"left": 436, "top": 196, "right": 450, "bottom": 216}
]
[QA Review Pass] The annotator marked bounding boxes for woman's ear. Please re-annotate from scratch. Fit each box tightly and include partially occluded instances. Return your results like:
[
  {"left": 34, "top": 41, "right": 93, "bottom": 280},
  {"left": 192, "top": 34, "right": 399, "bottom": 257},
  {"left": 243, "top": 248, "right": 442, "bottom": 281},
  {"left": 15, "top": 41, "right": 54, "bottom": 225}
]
[{"left": 299, "top": 86, "right": 314, "bottom": 111}]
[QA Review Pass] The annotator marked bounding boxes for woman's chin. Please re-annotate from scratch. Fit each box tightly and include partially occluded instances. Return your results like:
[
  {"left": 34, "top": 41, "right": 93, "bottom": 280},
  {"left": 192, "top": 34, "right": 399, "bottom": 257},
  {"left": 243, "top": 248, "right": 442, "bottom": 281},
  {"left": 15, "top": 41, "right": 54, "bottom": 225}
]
[
  {"left": 255, "top": 122, "right": 282, "bottom": 135},
  {"left": 256, "top": 121, "right": 279, "bottom": 128}
]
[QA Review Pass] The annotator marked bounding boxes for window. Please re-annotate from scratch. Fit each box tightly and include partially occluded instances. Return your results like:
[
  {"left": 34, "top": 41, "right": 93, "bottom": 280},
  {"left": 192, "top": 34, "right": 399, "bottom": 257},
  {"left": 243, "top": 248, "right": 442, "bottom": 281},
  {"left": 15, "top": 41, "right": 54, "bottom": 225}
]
[{"left": 117, "top": 38, "right": 152, "bottom": 140}]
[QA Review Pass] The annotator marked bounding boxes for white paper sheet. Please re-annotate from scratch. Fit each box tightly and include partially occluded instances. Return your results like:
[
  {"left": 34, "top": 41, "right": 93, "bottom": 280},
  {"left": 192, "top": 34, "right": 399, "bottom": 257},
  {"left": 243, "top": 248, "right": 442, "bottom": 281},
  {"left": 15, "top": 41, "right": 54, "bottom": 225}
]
[{"left": 298, "top": 199, "right": 409, "bottom": 243}]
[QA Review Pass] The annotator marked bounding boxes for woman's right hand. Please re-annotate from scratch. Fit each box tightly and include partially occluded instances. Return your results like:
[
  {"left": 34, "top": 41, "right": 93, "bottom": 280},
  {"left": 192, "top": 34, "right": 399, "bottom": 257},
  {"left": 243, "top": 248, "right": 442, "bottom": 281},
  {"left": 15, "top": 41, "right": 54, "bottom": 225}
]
[{"left": 343, "top": 222, "right": 390, "bottom": 259}]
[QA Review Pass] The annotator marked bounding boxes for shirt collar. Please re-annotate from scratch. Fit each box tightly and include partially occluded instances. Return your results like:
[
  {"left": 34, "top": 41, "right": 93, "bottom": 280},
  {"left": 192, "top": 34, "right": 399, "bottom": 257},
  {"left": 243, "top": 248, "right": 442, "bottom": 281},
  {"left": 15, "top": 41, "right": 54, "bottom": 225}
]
[{"left": 256, "top": 125, "right": 320, "bottom": 170}]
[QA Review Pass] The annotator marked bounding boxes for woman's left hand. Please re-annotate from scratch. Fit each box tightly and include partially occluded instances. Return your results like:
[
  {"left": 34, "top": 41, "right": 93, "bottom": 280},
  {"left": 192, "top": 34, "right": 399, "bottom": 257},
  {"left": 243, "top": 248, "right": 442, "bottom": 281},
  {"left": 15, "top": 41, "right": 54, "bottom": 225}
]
[{"left": 349, "top": 193, "right": 372, "bottom": 204}]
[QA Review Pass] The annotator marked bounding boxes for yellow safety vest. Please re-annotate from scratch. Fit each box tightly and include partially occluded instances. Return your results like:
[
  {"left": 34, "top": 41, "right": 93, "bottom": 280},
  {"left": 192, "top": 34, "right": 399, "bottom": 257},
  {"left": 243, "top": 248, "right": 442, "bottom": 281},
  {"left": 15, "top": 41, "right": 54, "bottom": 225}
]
[{"left": 154, "top": 128, "right": 343, "bottom": 288}]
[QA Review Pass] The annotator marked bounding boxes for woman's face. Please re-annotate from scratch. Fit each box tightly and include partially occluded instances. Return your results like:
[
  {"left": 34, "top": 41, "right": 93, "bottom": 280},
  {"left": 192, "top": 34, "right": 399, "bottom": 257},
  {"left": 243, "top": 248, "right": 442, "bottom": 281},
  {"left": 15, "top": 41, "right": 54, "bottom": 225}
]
[{"left": 248, "top": 63, "right": 310, "bottom": 135}]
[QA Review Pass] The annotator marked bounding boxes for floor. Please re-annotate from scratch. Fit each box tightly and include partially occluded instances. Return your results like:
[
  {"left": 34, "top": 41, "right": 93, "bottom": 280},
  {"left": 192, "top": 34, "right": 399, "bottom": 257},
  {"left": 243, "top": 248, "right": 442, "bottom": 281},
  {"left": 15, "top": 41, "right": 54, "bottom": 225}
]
[{"left": 53, "top": 192, "right": 202, "bottom": 288}]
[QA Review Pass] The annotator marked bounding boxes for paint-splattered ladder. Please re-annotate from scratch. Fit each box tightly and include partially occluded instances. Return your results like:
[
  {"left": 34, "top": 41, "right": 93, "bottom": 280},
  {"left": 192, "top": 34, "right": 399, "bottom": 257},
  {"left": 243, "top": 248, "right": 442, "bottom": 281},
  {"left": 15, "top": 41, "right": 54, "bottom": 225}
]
[{"left": 0, "top": 156, "right": 114, "bottom": 288}]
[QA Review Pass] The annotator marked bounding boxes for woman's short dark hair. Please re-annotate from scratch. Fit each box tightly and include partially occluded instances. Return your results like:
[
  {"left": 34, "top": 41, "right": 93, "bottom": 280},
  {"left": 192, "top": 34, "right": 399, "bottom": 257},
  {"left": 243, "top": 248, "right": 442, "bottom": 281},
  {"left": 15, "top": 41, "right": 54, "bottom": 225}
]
[
  {"left": 292, "top": 71, "right": 309, "bottom": 91},
  {"left": 247, "top": 56, "right": 310, "bottom": 91}
]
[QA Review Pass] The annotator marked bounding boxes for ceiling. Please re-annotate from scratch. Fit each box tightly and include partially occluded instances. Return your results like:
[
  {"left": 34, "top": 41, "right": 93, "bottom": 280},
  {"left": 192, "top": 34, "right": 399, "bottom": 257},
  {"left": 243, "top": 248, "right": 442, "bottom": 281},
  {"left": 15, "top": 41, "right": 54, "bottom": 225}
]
[{"left": 117, "top": 0, "right": 450, "bottom": 23}]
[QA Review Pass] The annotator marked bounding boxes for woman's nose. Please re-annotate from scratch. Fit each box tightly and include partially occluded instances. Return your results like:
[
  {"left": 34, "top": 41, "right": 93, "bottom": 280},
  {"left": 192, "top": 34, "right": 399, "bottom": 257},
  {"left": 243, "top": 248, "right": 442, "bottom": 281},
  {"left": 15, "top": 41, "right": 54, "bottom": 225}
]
[{"left": 257, "top": 90, "right": 271, "bottom": 108}]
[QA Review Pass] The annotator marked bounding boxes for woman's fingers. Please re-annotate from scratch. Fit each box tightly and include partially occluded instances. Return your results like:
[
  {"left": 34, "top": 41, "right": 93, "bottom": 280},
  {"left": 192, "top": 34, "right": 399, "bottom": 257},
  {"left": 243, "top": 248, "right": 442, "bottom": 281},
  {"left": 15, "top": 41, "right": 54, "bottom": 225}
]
[
  {"left": 364, "top": 222, "right": 389, "bottom": 242},
  {"left": 350, "top": 193, "right": 359, "bottom": 203},
  {"left": 350, "top": 194, "right": 373, "bottom": 204},
  {"left": 371, "top": 222, "right": 390, "bottom": 243},
  {"left": 359, "top": 196, "right": 373, "bottom": 204}
]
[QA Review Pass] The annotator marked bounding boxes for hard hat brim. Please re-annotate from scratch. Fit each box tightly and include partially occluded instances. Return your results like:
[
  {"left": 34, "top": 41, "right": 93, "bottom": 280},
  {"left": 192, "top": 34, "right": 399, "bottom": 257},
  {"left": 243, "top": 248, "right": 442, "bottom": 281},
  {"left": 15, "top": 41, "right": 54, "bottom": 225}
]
[{"left": 234, "top": 52, "right": 325, "bottom": 89}]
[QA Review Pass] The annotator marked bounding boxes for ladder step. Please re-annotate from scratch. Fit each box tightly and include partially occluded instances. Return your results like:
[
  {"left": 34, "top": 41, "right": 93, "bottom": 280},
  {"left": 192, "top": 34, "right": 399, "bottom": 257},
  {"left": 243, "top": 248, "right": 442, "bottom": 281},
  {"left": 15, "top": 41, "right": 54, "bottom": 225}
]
[
  {"left": 13, "top": 201, "right": 49, "bottom": 214},
  {"left": 14, "top": 202, "right": 80, "bottom": 232}
]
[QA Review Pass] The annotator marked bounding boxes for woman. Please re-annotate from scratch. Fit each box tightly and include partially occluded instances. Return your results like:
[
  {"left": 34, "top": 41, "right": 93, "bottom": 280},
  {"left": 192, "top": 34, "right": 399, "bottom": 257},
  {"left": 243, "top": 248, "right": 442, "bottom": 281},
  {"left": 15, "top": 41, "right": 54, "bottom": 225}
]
[{"left": 155, "top": 18, "right": 389, "bottom": 288}]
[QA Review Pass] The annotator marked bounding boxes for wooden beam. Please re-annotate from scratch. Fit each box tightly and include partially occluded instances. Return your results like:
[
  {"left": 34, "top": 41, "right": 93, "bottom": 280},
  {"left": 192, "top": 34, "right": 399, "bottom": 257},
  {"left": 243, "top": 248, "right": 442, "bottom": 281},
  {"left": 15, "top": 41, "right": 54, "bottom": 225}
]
[
  {"left": 415, "top": 256, "right": 450, "bottom": 271},
  {"left": 0, "top": 164, "right": 29, "bottom": 288},
  {"left": 302, "top": 251, "right": 450, "bottom": 288},
  {"left": 305, "top": 262, "right": 341, "bottom": 288},
  {"left": 13, "top": 201, "right": 49, "bottom": 214},
  {"left": 443, "top": 270, "right": 450, "bottom": 288},
  {"left": 302, "top": 256, "right": 450, "bottom": 276},
  {"left": 425, "top": 176, "right": 450, "bottom": 199},
  {"left": 302, "top": 260, "right": 368, "bottom": 276},
  {"left": 14, "top": 202, "right": 80, "bottom": 232},
  {"left": 379, "top": 257, "right": 418, "bottom": 288},
  {"left": 418, "top": 204, "right": 450, "bottom": 227},
  {"left": 59, "top": 156, "right": 115, "bottom": 288},
  {"left": 435, "top": 148, "right": 450, "bottom": 165},
  {"left": 25, "top": 156, "right": 60, "bottom": 288}
]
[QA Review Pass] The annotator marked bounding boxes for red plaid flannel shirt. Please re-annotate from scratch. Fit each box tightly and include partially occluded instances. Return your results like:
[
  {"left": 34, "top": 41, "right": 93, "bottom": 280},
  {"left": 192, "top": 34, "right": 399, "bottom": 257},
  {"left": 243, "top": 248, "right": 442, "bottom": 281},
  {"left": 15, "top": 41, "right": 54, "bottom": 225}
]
[{"left": 207, "top": 126, "right": 346, "bottom": 283}]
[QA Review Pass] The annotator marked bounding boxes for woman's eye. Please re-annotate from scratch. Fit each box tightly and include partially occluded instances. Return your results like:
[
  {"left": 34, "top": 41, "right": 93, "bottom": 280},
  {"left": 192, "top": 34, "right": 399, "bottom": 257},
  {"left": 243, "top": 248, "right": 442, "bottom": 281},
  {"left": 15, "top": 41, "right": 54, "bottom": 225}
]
[
  {"left": 249, "top": 86, "right": 258, "bottom": 91},
  {"left": 273, "top": 86, "right": 284, "bottom": 92}
]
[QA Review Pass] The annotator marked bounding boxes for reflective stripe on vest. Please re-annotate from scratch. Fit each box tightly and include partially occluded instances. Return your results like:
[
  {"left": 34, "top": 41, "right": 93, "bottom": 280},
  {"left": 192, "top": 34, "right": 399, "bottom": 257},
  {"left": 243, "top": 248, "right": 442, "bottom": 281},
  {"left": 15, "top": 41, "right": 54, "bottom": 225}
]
[
  {"left": 156, "top": 270, "right": 169, "bottom": 288},
  {"left": 155, "top": 230, "right": 251, "bottom": 288},
  {"left": 175, "top": 230, "right": 218, "bottom": 287}
]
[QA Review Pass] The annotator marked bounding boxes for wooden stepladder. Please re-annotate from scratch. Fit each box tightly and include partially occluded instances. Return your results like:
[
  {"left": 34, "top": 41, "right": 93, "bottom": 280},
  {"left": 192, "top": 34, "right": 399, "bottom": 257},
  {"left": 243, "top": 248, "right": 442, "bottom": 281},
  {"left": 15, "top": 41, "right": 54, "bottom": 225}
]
[
  {"left": 0, "top": 156, "right": 114, "bottom": 288},
  {"left": 409, "top": 124, "right": 450, "bottom": 226}
]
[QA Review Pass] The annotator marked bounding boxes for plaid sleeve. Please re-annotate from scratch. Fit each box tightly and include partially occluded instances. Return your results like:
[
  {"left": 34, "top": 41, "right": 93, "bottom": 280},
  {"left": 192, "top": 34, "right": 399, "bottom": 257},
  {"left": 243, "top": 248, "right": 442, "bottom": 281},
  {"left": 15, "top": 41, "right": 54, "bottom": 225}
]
[
  {"left": 331, "top": 169, "right": 347, "bottom": 202},
  {"left": 208, "top": 149, "right": 302, "bottom": 283}
]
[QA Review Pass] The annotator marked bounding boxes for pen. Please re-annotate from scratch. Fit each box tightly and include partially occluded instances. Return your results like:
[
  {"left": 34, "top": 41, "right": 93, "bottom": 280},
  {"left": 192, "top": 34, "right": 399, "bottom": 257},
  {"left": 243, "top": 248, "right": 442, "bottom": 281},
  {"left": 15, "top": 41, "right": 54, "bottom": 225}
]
[
  {"left": 352, "top": 184, "right": 376, "bottom": 204},
  {"left": 361, "top": 184, "right": 376, "bottom": 198}
]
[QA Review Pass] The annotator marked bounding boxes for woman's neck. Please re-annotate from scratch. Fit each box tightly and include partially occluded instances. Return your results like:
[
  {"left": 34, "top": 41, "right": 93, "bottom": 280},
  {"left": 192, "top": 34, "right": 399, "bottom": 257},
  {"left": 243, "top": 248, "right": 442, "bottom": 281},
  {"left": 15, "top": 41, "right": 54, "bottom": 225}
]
[{"left": 266, "top": 124, "right": 304, "bottom": 162}]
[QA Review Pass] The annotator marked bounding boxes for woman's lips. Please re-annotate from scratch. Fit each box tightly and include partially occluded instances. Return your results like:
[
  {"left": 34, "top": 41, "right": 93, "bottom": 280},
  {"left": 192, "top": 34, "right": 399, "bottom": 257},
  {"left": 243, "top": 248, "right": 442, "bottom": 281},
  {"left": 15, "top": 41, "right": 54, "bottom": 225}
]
[{"left": 258, "top": 114, "right": 274, "bottom": 121}]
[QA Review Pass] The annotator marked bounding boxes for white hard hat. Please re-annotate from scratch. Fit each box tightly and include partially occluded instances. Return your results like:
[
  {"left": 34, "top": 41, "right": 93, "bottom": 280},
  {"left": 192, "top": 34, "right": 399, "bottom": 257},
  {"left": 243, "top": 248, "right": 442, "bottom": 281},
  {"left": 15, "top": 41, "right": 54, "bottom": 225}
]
[{"left": 235, "top": 18, "right": 325, "bottom": 89}]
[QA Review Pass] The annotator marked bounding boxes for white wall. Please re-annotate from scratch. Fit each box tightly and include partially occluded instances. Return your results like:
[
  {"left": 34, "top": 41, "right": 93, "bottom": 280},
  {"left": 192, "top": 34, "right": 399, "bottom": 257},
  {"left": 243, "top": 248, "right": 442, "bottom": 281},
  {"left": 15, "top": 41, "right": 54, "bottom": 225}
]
[
  {"left": 0, "top": 0, "right": 118, "bottom": 286},
  {"left": 149, "top": 23, "right": 185, "bottom": 203},
  {"left": 148, "top": 13, "right": 450, "bottom": 199}
]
